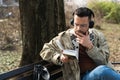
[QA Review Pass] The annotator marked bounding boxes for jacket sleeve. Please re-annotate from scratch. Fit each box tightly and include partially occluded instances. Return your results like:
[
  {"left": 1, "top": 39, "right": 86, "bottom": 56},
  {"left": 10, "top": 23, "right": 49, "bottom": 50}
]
[
  {"left": 40, "top": 36, "right": 63, "bottom": 65},
  {"left": 86, "top": 31, "right": 110, "bottom": 65}
]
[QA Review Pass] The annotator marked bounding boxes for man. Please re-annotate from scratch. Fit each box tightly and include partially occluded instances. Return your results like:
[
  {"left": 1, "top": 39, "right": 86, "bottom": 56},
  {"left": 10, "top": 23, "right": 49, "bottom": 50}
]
[{"left": 40, "top": 7, "right": 120, "bottom": 80}]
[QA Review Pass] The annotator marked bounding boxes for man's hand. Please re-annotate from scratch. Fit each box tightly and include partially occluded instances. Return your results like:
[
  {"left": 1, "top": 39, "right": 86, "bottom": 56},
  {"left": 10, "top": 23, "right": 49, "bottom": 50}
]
[
  {"left": 60, "top": 54, "right": 69, "bottom": 63},
  {"left": 75, "top": 31, "right": 93, "bottom": 50}
]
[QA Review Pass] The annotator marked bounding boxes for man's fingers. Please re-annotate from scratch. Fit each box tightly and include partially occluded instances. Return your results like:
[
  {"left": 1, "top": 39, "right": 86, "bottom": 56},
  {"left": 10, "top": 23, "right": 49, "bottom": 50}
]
[{"left": 60, "top": 54, "right": 69, "bottom": 63}]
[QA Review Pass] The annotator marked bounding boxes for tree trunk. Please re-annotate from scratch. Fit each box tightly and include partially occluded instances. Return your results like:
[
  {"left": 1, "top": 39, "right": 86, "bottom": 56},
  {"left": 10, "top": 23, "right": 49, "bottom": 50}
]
[{"left": 19, "top": 0, "right": 66, "bottom": 66}]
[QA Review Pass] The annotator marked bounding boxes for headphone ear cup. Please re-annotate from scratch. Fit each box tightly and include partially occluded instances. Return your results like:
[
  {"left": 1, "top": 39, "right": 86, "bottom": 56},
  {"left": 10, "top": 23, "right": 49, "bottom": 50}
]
[
  {"left": 89, "top": 21, "right": 94, "bottom": 28},
  {"left": 70, "top": 19, "right": 74, "bottom": 26}
]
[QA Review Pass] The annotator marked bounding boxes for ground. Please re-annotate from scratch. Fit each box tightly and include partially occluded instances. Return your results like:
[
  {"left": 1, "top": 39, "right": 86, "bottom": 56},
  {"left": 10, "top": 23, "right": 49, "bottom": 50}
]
[{"left": 99, "top": 23, "right": 120, "bottom": 70}]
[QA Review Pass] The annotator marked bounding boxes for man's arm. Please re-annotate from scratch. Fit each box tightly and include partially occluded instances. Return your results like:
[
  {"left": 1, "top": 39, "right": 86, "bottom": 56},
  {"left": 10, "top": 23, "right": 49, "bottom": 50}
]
[
  {"left": 86, "top": 32, "right": 110, "bottom": 65},
  {"left": 40, "top": 37, "right": 63, "bottom": 65}
]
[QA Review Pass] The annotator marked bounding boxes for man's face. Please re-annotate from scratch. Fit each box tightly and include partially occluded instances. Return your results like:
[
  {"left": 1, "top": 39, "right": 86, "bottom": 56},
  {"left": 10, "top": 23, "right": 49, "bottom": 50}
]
[{"left": 73, "top": 15, "right": 89, "bottom": 35}]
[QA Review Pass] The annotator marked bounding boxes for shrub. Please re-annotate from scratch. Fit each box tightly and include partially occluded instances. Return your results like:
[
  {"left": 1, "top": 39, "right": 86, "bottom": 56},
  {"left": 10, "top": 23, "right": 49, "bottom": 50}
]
[{"left": 88, "top": 1, "right": 120, "bottom": 23}]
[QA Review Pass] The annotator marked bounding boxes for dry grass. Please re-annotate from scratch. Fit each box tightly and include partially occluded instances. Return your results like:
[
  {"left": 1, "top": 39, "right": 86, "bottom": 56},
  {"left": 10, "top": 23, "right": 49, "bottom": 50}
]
[
  {"left": 99, "top": 23, "right": 120, "bottom": 62},
  {"left": 99, "top": 22, "right": 120, "bottom": 70},
  {"left": 0, "top": 6, "right": 22, "bottom": 74}
]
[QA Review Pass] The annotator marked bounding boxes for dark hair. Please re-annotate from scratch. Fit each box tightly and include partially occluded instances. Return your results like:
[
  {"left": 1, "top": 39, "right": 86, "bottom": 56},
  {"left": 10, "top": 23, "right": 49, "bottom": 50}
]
[
  {"left": 73, "top": 7, "right": 94, "bottom": 20},
  {"left": 70, "top": 7, "right": 95, "bottom": 28}
]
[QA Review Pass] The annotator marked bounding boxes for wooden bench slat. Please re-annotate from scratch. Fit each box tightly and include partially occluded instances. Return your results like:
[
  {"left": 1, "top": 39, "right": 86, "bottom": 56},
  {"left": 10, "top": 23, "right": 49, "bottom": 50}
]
[
  {"left": 0, "top": 64, "right": 34, "bottom": 80},
  {"left": 17, "top": 75, "right": 33, "bottom": 80},
  {"left": 50, "top": 71, "right": 62, "bottom": 80},
  {"left": 0, "top": 60, "right": 62, "bottom": 80},
  {"left": 0, "top": 60, "right": 48, "bottom": 80}
]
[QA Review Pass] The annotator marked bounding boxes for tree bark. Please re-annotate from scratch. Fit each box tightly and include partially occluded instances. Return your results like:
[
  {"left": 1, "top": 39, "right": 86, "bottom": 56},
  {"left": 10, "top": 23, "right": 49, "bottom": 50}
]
[{"left": 19, "top": 0, "right": 66, "bottom": 66}]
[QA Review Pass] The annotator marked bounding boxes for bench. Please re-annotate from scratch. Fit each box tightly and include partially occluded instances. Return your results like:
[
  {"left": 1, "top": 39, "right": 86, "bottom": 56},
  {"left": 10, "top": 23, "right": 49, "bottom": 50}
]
[
  {"left": 0, "top": 61, "right": 119, "bottom": 80},
  {"left": 0, "top": 60, "right": 62, "bottom": 80}
]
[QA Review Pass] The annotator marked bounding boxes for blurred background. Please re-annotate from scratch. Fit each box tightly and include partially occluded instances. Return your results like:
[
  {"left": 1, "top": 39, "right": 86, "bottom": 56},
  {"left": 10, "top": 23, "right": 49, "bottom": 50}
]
[{"left": 0, "top": 0, "right": 120, "bottom": 73}]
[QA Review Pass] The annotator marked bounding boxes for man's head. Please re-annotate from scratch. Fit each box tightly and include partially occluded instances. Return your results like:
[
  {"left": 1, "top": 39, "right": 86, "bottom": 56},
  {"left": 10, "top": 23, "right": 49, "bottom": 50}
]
[{"left": 71, "top": 7, "right": 94, "bottom": 35}]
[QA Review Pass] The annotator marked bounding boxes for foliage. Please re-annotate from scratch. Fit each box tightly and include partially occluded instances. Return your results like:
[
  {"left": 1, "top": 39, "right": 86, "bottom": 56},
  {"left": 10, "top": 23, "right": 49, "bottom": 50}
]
[
  {"left": 88, "top": 1, "right": 120, "bottom": 23},
  {"left": 104, "top": 3, "right": 120, "bottom": 23}
]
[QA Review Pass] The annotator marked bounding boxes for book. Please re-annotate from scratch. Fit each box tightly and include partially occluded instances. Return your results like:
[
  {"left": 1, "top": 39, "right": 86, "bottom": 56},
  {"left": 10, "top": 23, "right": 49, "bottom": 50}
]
[
  {"left": 56, "top": 40, "right": 78, "bottom": 60},
  {"left": 62, "top": 49, "right": 78, "bottom": 60}
]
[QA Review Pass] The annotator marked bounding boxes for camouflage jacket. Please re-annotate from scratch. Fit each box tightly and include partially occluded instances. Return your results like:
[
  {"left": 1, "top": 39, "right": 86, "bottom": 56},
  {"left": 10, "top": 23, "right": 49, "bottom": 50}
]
[{"left": 40, "top": 28, "right": 113, "bottom": 80}]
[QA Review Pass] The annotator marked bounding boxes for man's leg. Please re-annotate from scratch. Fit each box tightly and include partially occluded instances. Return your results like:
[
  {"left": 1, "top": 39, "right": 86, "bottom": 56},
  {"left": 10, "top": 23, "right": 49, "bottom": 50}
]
[{"left": 82, "top": 65, "right": 120, "bottom": 80}]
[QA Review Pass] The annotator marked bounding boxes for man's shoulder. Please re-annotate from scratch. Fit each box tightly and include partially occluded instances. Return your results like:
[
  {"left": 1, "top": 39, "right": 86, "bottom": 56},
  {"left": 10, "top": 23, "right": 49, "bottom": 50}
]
[
  {"left": 89, "top": 28, "right": 103, "bottom": 35},
  {"left": 89, "top": 28, "right": 106, "bottom": 40},
  {"left": 89, "top": 28, "right": 99, "bottom": 33}
]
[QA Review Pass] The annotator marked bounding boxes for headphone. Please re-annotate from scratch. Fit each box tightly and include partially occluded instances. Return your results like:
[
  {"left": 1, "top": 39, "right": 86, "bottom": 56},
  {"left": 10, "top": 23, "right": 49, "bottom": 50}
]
[{"left": 70, "top": 7, "right": 95, "bottom": 28}]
